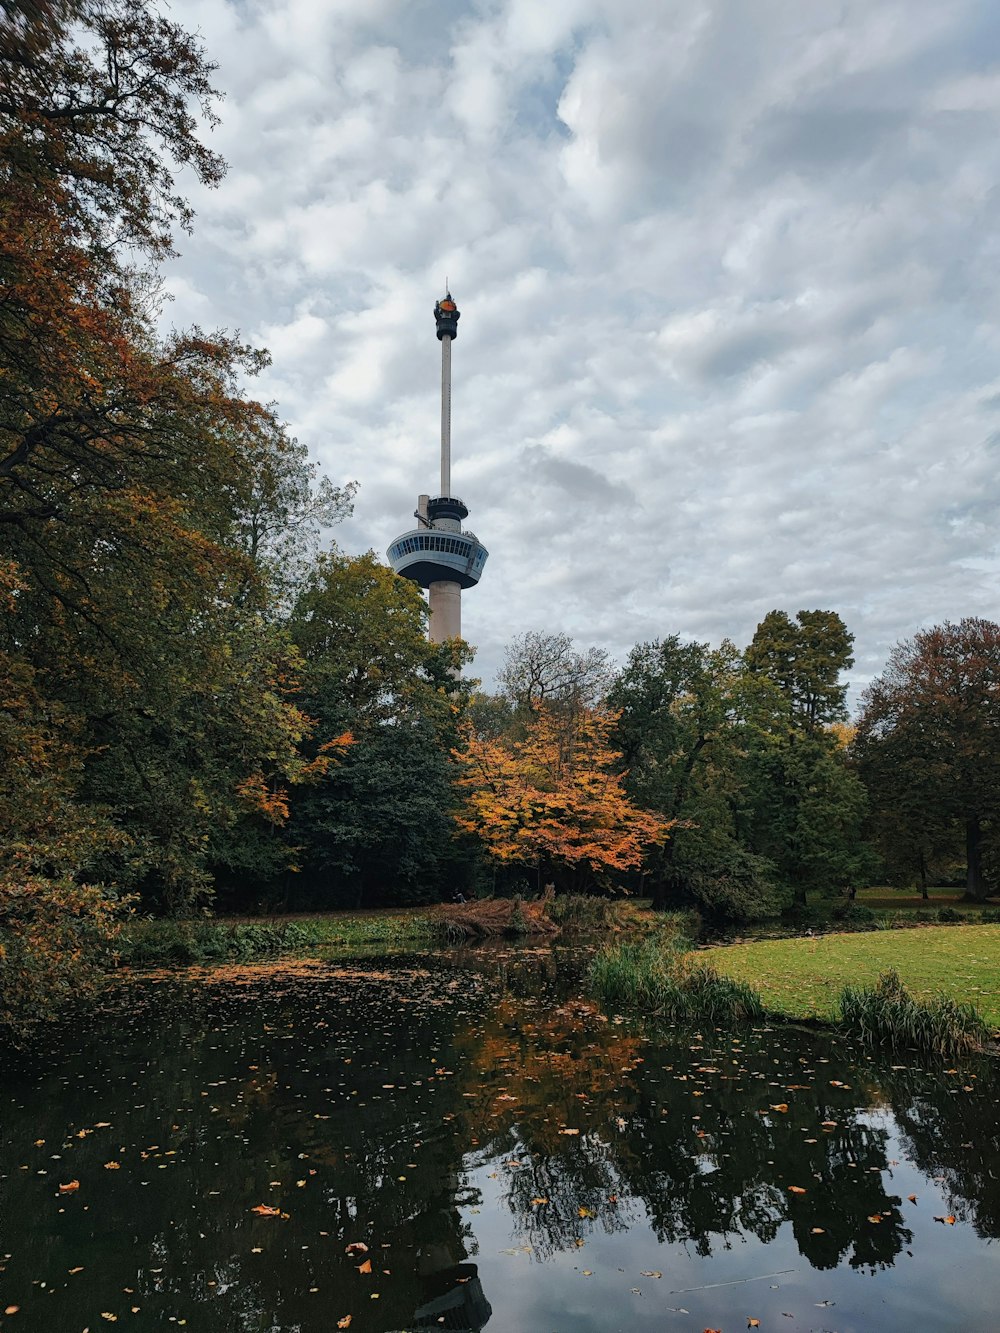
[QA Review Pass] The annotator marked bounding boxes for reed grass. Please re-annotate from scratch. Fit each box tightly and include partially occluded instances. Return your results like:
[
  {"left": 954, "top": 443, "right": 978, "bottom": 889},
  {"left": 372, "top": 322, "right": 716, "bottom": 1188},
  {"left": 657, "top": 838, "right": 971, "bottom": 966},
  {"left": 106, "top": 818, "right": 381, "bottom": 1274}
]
[
  {"left": 839, "top": 968, "right": 991, "bottom": 1060},
  {"left": 589, "top": 936, "right": 764, "bottom": 1025}
]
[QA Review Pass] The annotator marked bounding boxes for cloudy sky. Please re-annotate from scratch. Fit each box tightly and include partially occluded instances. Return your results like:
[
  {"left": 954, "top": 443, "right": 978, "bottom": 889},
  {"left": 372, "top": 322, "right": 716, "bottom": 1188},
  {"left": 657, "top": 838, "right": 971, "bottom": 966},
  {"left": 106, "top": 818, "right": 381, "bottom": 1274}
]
[{"left": 162, "top": 0, "right": 1000, "bottom": 703}]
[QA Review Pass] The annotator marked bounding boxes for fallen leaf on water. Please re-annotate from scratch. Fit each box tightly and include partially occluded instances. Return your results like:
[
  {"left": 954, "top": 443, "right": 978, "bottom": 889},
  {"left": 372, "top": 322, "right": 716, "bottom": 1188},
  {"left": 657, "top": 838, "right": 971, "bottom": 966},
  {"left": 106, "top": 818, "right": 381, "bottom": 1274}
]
[
  {"left": 577, "top": 1206, "right": 593, "bottom": 1219},
  {"left": 58, "top": 1180, "right": 79, "bottom": 1194},
  {"left": 770, "top": 1103, "right": 789, "bottom": 1113},
  {"left": 749, "top": 1321, "right": 761, "bottom": 1328},
  {"left": 639, "top": 1270, "right": 662, "bottom": 1279},
  {"left": 358, "top": 1259, "right": 372, "bottom": 1275},
  {"left": 250, "top": 1204, "right": 281, "bottom": 1217},
  {"left": 933, "top": 1215, "right": 957, "bottom": 1225},
  {"left": 907, "top": 1194, "right": 917, "bottom": 1203},
  {"left": 810, "top": 1227, "right": 825, "bottom": 1234},
  {"left": 530, "top": 1197, "right": 549, "bottom": 1206},
  {"left": 337, "top": 1319, "right": 352, "bottom": 1330},
  {"left": 868, "top": 1215, "right": 882, "bottom": 1224},
  {"left": 4, "top": 1307, "right": 19, "bottom": 1315},
  {"left": 560, "top": 1128, "right": 580, "bottom": 1136},
  {"left": 788, "top": 1185, "right": 807, "bottom": 1194},
  {"left": 104, "top": 1162, "right": 120, "bottom": 1170},
  {"left": 345, "top": 1243, "right": 368, "bottom": 1256}
]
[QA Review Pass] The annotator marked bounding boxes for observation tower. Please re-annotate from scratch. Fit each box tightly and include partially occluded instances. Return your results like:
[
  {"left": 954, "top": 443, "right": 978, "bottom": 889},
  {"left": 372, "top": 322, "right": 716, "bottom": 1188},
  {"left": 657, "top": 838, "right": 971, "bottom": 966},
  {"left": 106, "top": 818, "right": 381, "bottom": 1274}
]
[{"left": 387, "top": 292, "right": 488, "bottom": 642}]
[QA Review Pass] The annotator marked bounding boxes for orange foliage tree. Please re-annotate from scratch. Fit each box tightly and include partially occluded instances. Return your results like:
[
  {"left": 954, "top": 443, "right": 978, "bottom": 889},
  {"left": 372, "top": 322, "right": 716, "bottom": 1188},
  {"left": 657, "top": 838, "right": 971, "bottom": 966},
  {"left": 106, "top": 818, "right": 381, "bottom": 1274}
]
[{"left": 454, "top": 706, "right": 670, "bottom": 893}]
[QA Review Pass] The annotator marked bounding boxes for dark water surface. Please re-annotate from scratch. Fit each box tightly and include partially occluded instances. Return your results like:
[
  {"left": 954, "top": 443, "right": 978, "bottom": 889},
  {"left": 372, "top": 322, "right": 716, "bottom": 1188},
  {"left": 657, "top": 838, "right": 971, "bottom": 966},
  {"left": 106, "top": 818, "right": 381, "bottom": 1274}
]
[{"left": 1, "top": 946, "right": 998, "bottom": 1332}]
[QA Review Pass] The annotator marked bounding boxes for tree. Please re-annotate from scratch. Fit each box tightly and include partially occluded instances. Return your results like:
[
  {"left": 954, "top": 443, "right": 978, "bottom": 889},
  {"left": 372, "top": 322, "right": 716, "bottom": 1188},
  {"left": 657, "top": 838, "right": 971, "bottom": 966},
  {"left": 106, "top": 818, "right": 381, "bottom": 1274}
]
[
  {"left": 454, "top": 706, "right": 669, "bottom": 894},
  {"left": 609, "top": 636, "right": 782, "bottom": 920},
  {"left": 498, "top": 632, "right": 613, "bottom": 716},
  {"left": 274, "top": 551, "right": 474, "bottom": 910},
  {"left": 854, "top": 619, "right": 1000, "bottom": 901},
  {"left": 741, "top": 610, "right": 866, "bottom": 906},
  {"left": 745, "top": 609, "right": 854, "bottom": 730},
  {"left": 1, "top": 1, "right": 352, "bottom": 915}
]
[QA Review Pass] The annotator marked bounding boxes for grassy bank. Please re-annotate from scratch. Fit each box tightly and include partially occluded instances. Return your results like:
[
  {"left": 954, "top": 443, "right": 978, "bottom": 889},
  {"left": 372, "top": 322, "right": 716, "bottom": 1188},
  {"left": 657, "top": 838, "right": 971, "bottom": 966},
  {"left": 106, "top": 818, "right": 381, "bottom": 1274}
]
[
  {"left": 114, "top": 910, "right": 438, "bottom": 967},
  {"left": 699, "top": 925, "right": 1000, "bottom": 1028}
]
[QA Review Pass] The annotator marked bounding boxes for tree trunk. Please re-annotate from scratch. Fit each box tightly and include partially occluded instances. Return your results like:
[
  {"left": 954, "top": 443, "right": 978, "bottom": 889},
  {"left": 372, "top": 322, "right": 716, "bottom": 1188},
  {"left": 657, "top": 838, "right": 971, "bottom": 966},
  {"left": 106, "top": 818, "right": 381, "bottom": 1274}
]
[
  {"left": 918, "top": 849, "right": 928, "bottom": 900},
  {"left": 965, "top": 815, "right": 986, "bottom": 901}
]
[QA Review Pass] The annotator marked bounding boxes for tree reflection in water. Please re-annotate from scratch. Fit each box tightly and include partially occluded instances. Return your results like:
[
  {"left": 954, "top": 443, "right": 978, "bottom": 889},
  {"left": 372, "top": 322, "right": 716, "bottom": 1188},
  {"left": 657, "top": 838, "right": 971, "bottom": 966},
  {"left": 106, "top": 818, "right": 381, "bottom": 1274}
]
[{"left": 0, "top": 946, "right": 998, "bottom": 1332}]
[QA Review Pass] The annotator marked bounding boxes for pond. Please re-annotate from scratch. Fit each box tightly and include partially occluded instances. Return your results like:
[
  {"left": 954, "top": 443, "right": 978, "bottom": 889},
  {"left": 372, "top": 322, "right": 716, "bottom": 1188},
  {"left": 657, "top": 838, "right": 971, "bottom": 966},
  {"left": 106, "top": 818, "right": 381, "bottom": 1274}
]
[{"left": 1, "top": 945, "right": 998, "bottom": 1332}]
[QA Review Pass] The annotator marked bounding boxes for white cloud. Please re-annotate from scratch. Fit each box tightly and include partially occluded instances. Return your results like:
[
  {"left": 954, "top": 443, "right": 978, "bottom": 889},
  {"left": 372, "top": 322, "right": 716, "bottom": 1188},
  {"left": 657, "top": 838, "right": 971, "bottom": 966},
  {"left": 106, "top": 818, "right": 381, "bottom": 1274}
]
[{"left": 159, "top": 0, "right": 1000, "bottom": 699}]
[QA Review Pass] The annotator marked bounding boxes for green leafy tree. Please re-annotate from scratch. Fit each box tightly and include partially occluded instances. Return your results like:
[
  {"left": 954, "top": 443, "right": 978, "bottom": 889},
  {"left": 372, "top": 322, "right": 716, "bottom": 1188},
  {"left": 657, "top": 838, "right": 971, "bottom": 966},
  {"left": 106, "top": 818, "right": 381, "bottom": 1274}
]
[
  {"left": 741, "top": 610, "right": 867, "bottom": 907},
  {"left": 609, "top": 636, "right": 781, "bottom": 920},
  {"left": 274, "top": 551, "right": 474, "bottom": 909}
]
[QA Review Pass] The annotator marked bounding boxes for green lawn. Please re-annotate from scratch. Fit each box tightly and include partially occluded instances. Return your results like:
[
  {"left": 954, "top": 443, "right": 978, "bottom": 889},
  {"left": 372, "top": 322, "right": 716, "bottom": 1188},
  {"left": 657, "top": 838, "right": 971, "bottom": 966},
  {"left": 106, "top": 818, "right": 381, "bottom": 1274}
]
[
  {"left": 700, "top": 925, "right": 1000, "bottom": 1027},
  {"left": 855, "top": 884, "right": 986, "bottom": 912}
]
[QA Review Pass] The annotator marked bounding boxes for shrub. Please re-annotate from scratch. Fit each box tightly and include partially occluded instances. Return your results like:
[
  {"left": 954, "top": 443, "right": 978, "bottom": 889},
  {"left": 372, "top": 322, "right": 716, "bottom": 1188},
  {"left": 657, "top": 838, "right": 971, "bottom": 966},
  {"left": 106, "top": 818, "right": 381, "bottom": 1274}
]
[
  {"left": 830, "top": 902, "right": 878, "bottom": 927},
  {"left": 980, "top": 907, "right": 1000, "bottom": 924},
  {"left": 544, "top": 894, "right": 617, "bottom": 931},
  {"left": 937, "top": 906, "right": 962, "bottom": 923},
  {"left": 0, "top": 877, "right": 127, "bottom": 1047},
  {"left": 589, "top": 936, "right": 764, "bottom": 1025},
  {"left": 913, "top": 909, "right": 935, "bottom": 923},
  {"left": 839, "top": 968, "right": 991, "bottom": 1060}
]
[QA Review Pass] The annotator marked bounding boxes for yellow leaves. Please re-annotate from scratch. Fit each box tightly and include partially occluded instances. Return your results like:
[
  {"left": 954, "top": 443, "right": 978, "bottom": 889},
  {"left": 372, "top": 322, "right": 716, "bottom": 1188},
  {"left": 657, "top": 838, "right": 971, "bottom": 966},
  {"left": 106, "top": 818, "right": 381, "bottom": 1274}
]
[
  {"left": 530, "top": 1197, "right": 549, "bottom": 1206},
  {"left": 104, "top": 1161, "right": 121, "bottom": 1170},
  {"left": 58, "top": 1180, "right": 79, "bottom": 1193},
  {"left": 250, "top": 1204, "right": 282, "bottom": 1216},
  {"left": 769, "top": 1103, "right": 789, "bottom": 1113},
  {"left": 337, "top": 1319, "right": 352, "bottom": 1329},
  {"left": 749, "top": 1321, "right": 761, "bottom": 1328},
  {"left": 787, "top": 1185, "right": 807, "bottom": 1195},
  {"left": 357, "top": 1259, "right": 372, "bottom": 1275},
  {"left": 235, "top": 773, "right": 290, "bottom": 825},
  {"left": 577, "top": 1206, "right": 594, "bottom": 1219},
  {"left": 452, "top": 706, "right": 670, "bottom": 877}
]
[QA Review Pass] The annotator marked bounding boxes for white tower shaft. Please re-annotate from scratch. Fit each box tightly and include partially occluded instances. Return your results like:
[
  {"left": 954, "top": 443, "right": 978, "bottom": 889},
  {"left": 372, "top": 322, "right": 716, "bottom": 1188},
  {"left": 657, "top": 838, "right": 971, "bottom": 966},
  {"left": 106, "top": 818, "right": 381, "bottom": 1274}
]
[
  {"left": 440, "top": 333, "right": 452, "bottom": 496},
  {"left": 429, "top": 580, "right": 461, "bottom": 642}
]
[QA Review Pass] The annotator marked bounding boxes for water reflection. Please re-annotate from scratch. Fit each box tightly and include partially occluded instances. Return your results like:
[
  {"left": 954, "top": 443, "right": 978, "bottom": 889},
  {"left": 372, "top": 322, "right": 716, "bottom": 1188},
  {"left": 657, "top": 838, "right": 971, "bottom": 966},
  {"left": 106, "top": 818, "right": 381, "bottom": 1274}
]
[{"left": 0, "top": 948, "right": 997, "bottom": 1332}]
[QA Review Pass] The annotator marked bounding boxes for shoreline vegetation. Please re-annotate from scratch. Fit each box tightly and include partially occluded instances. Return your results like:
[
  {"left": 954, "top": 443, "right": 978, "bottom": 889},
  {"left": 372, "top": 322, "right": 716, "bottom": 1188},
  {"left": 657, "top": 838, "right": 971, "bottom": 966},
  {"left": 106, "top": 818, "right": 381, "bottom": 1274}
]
[
  {"left": 591, "top": 921, "right": 998, "bottom": 1060},
  {"left": 104, "top": 897, "right": 1000, "bottom": 1062}
]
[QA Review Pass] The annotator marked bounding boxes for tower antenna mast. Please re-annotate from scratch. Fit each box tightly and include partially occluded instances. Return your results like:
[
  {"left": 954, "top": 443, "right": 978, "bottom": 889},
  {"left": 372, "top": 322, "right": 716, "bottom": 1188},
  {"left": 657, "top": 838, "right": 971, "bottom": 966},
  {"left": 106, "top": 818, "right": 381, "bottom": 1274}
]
[{"left": 386, "top": 291, "right": 489, "bottom": 645}]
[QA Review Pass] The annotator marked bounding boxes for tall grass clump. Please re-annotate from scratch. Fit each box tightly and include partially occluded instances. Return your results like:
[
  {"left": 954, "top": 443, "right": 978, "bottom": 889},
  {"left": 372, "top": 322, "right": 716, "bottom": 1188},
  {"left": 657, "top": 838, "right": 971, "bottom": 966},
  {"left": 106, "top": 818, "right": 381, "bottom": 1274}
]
[
  {"left": 589, "top": 936, "right": 764, "bottom": 1025},
  {"left": 839, "top": 968, "right": 992, "bottom": 1060},
  {"left": 543, "top": 894, "right": 617, "bottom": 931}
]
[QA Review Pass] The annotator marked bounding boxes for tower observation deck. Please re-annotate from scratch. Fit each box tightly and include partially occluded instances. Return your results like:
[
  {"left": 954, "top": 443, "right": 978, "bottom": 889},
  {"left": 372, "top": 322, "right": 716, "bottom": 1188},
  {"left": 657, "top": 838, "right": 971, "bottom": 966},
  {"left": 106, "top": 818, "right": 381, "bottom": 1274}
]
[{"left": 387, "top": 293, "right": 488, "bottom": 642}]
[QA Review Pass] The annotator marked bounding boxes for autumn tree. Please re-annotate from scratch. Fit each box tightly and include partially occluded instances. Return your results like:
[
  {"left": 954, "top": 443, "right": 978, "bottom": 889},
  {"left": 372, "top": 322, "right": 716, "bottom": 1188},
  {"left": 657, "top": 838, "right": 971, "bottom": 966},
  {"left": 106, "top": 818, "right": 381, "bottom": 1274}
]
[
  {"left": 854, "top": 619, "right": 1000, "bottom": 901},
  {"left": 454, "top": 705, "right": 669, "bottom": 895},
  {"left": 1, "top": 2, "right": 352, "bottom": 931}
]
